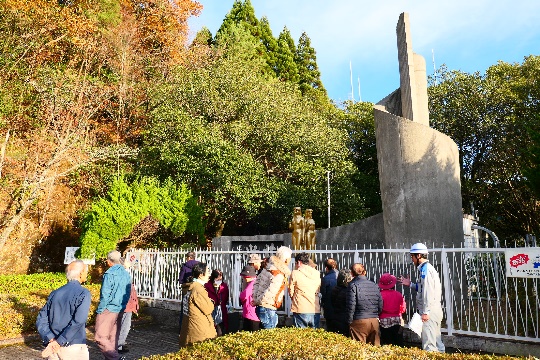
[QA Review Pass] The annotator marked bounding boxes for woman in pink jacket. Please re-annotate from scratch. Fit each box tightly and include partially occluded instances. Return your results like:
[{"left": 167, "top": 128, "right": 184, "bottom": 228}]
[
  {"left": 239, "top": 265, "right": 260, "bottom": 331},
  {"left": 378, "top": 273, "right": 406, "bottom": 346}
]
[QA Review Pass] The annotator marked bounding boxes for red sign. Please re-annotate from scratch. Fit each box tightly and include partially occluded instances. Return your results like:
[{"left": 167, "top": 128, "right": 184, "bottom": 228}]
[{"left": 509, "top": 253, "right": 529, "bottom": 268}]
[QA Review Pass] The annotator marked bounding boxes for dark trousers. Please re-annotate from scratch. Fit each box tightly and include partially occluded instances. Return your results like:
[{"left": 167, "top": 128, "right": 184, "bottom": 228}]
[
  {"left": 242, "top": 317, "right": 260, "bottom": 332},
  {"left": 380, "top": 324, "right": 404, "bottom": 346}
]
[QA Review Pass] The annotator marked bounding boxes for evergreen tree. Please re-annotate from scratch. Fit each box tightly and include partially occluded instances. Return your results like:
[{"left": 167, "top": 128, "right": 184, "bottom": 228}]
[
  {"left": 216, "top": 0, "right": 260, "bottom": 40},
  {"left": 275, "top": 27, "right": 299, "bottom": 82},
  {"left": 191, "top": 26, "right": 213, "bottom": 47},
  {"left": 295, "top": 32, "right": 326, "bottom": 95},
  {"left": 258, "top": 17, "right": 278, "bottom": 74}
]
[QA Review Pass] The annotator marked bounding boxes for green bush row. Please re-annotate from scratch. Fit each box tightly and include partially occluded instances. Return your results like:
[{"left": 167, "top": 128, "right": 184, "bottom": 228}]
[
  {"left": 0, "top": 273, "right": 101, "bottom": 340},
  {"left": 142, "top": 328, "right": 523, "bottom": 360}
]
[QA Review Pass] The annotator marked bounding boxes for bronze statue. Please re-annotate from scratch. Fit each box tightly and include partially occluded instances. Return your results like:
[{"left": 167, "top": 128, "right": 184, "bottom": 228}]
[
  {"left": 289, "top": 207, "right": 305, "bottom": 250},
  {"left": 304, "top": 209, "right": 316, "bottom": 251}
]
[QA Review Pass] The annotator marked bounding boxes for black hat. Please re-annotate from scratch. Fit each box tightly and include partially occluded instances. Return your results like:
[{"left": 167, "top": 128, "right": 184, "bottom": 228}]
[{"left": 240, "top": 265, "right": 257, "bottom": 277}]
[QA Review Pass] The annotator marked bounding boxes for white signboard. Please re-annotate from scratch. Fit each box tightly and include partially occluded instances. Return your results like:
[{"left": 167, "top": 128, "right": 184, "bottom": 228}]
[
  {"left": 505, "top": 248, "right": 540, "bottom": 278},
  {"left": 64, "top": 247, "right": 95, "bottom": 265}
]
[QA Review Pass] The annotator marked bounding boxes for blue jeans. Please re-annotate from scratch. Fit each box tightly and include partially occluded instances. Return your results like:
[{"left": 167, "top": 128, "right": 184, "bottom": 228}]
[
  {"left": 256, "top": 306, "right": 278, "bottom": 329},
  {"left": 292, "top": 313, "right": 319, "bottom": 328}
]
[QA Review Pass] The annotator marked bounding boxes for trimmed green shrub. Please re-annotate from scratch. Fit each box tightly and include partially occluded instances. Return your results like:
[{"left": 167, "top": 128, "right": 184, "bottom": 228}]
[
  {"left": 79, "top": 176, "right": 205, "bottom": 259},
  {"left": 0, "top": 273, "right": 101, "bottom": 340},
  {"left": 142, "top": 328, "right": 522, "bottom": 360}
]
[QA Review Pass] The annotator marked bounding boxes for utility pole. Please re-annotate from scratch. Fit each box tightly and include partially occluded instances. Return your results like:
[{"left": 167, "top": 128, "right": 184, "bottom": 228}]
[{"left": 327, "top": 170, "right": 331, "bottom": 228}]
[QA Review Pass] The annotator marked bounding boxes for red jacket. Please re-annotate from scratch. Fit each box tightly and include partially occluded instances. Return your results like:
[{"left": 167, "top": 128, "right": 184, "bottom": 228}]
[
  {"left": 379, "top": 289, "right": 406, "bottom": 319},
  {"left": 204, "top": 281, "right": 229, "bottom": 330},
  {"left": 125, "top": 284, "right": 139, "bottom": 314}
]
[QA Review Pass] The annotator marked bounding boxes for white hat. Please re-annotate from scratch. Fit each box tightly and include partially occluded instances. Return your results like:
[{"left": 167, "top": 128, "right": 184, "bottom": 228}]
[{"left": 410, "top": 243, "right": 429, "bottom": 254}]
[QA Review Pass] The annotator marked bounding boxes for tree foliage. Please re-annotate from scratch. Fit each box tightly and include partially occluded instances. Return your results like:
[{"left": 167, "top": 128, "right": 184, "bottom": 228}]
[
  {"left": 79, "top": 176, "right": 204, "bottom": 259},
  {"left": 0, "top": 0, "right": 202, "bottom": 263},
  {"left": 295, "top": 32, "right": 326, "bottom": 95},
  {"left": 140, "top": 49, "right": 365, "bottom": 237},
  {"left": 340, "top": 101, "right": 381, "bottom": 217},
  {"left": 429, "top": 57, "right": 540, "bottom": 241}
]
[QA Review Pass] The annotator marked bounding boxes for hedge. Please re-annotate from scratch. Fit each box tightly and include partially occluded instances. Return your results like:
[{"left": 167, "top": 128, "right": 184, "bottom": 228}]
[
  {"left": 0, "top": 273, "right": 101, "bottom": 340},
  {"left": 141, "top": 328, "right": 524, "bottom": 360}
]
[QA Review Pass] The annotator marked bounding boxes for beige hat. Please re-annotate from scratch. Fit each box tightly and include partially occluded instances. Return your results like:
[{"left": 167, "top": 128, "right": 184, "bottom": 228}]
[{"left": 248, "top": 254, "right": 262, "bottom": 264}]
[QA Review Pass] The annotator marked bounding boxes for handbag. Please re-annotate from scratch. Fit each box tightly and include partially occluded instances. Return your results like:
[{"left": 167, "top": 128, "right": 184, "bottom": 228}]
[{"left": 212, "top": 305, "right": 223, "bottom": 325}]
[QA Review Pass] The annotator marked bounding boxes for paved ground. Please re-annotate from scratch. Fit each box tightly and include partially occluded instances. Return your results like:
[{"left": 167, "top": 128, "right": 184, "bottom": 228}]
[{"left": 0, "top": 322, "right": 178, "bottom": 360}]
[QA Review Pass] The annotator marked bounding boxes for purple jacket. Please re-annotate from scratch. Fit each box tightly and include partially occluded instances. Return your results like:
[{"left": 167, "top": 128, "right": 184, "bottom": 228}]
[
  {"left": 239, "top": 281, "right": 258, "bottom": 321},
  {"left": 179, "top": 260, "right": 200, "bottom": 284}
]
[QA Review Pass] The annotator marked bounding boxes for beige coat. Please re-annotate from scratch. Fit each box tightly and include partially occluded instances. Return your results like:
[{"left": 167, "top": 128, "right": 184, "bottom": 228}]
[
  {"left": 179, "top": 281, "right": 217, "bottom": 346},
  {"left": 252, "top": 256, "right": 291, "bottom": 310},
  {"left": 289, "top": 264, "right": 321, "bottom": 314}
]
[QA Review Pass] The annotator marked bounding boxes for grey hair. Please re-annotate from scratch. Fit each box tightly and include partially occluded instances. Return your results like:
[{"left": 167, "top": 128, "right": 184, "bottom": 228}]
[
  {"left": 107, "top": 250, "right": 122, "bottom": 264},
  {"left": 276, "top": 246, "right": 292, "bottom": 261},
  {"left": 66, "top": 260, "right": 86, "bottom": 281}
]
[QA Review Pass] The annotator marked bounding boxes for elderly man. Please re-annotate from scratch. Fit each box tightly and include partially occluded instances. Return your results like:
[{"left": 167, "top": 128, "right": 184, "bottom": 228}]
[
  {"left": 95, "top": 250, "right": 132, "bottom": 360},
  {"left": 36, "top": 260, "right": 91, "bottom": 360},
  {"left": 288, "top": 252, "right": 321, "bottom": 328},
  {"left": 346, "top": 263, "right": 383, "bottom": 345},
  {"left": 252, "top": 246, "right": 292, "bottom": 329}
]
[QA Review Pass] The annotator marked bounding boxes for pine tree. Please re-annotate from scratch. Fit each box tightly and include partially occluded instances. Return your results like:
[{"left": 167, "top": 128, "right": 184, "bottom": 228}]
[
  {"left": 275, "top": 27, "right": 298, "bottom": 82},
  {"left": 216, "top": 0, "right": 260, "bottom": 39},
  {"left": 258, "top": 17, "right": 278, "bottom": 74},
  {"left": 295, "top": 32, "right": 326, "bottom": 95},
  {"left": 191, "top": 26, "right": 213, "bottom": 47}
]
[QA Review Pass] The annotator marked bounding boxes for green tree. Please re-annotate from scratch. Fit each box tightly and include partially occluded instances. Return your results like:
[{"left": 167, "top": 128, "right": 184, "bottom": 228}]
[
  {"left": 275, "top": 27, "right": 299, "bottom": 82},
  {"left": 340, "top": 101, "right": 381, "bottom": 216},
  {"left": 191, "top": 27, "right": 214, "bottom": 47},
  {"left": 216, "top": 0, "right": 260, "bottom": 40},
  {"left": 429, "top": 58, "right": 540, "bottom": 241},
  {"left": 295, "top": 32, "right": 326, "bottom": 95},
  {"left": 78, "top": 176, "right": 204, "bottom": 259},
  {"left": 140, "top": 50, "right": 364, "bottom": 237},
  {"left": 258, "top": 17, "right": 278, "bottom": 74}
]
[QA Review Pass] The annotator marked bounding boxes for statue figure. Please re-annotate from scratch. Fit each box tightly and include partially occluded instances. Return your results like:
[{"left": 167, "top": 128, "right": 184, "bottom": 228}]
[
  {"left": 304, "top": 209, "right": 316, "bottom": 251},
  {"left": 289, "top": 207, "right": 304, "bottom": 250}
]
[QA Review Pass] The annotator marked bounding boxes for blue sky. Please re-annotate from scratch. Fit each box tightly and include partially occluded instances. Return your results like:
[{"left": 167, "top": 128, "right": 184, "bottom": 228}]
[{"left": 188, "top": 1, "right": 540, "bottom": 104}]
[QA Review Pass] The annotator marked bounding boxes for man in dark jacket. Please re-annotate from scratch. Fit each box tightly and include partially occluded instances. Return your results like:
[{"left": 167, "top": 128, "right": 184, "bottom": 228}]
[
  {"left": 36, "top": 260, "right": 91, "bottom": 359},
  {"left": 346, "top": 263, "right": 383, "bottom": 345},
  {"left": 178, "top": 252, "right": 200, "bottom": 331},
  {"left": 321, "top": 258, "right": 339, "bottom": 332},
  {"left": 179, "top": 252, "right": 199, "bottom": 284}
]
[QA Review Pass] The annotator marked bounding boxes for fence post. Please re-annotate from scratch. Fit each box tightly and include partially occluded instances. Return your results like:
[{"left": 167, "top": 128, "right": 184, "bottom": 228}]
[
  {"left": 153, "top": 252, "right": 161, "bottom": 299},
  {"left": 441, "top": 249, "right": 453, "bottom": 336}
]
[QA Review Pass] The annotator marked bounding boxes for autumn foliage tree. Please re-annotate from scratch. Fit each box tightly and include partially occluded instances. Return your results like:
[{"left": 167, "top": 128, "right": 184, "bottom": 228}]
[{"left": 0, "top": 0, "right": 203, "bottom": 268}]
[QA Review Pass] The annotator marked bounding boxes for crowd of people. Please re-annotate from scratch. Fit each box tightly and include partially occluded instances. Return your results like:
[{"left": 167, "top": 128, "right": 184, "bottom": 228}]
[
  {"left": 176, "top": 242, "right": 445, "bottom": 353},
  {"left": 35, "top": 243, "right": 444, "bottom": 359}
]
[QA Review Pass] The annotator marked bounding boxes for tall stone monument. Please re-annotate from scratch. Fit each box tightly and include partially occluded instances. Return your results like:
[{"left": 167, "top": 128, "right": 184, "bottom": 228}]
[{"left": 374, "top": 13, "right": 463, "bottom": 247}]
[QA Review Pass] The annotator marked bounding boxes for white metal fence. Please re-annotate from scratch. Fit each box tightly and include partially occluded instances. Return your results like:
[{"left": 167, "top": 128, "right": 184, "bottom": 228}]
[{"left": 125, "top": 246, "right": 540, "bottom": 343}]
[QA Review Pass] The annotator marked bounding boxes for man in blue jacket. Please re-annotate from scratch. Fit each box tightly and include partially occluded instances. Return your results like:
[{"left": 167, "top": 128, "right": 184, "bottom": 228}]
[
  {"left": 36, "top": 260, "right": 91, "bottom": 359},
  {"left": 346, "top": 263, "right": 383, "bottom": 345},
  {"left": 95, "top": 250, "right": 132, "bottom": 360}
]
